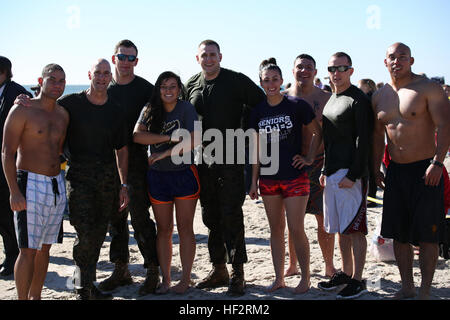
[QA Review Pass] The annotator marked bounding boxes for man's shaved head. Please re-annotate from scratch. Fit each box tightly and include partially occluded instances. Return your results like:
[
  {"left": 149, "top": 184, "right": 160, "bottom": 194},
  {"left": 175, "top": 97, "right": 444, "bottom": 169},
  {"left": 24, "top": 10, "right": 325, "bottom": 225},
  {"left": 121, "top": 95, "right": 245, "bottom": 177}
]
[
  {"left": 88, "top": 58, "right": 112, "bottom": 92},
  {"left": 387, "top": 42, "right": 411, "bottom": 57},
  {"left": 91, "top": 58, "right": 110, "bottom": 72},
  {"left": 384, "top": 42, "right": 415, "bottom": 80}
]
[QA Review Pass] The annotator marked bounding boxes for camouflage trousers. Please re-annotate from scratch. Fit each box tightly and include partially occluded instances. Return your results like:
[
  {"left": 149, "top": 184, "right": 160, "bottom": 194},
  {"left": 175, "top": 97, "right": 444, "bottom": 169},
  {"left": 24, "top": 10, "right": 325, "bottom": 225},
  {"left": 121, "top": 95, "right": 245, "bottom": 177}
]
[
  {"left": 108, "top": 147, "right": 158, "bottom": 268},
  {"left": 66, "top": 160, "right": 120, "bottom": 288},
  {"left": 198, "top": 164, "right": 248, "bottom": 265}
]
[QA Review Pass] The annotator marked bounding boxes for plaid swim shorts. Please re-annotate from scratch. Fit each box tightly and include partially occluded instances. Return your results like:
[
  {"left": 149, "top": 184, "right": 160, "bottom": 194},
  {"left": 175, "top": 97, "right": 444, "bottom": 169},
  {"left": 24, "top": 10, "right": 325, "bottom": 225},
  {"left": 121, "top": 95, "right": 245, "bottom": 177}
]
[{"left": 14, "top": 170, "right": 66, "bottom": 250}]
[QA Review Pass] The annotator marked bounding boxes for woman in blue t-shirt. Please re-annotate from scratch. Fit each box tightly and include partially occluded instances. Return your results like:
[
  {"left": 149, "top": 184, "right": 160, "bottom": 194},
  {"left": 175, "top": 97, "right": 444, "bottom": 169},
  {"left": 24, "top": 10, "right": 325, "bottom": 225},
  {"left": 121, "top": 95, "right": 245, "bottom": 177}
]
[
  {"left": 249, "top": 58, "right": 322, "bottom": 294},
  {"left": 133, "top": 71, "right": 200, "bottom": 294}
]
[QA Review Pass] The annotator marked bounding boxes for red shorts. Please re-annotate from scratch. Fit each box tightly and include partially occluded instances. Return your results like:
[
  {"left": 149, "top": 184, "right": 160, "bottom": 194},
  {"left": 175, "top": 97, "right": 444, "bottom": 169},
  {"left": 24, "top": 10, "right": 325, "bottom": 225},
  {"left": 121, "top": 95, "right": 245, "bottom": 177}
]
[{"left": 259, "top": 172, "right": 310, "bottom": 198}]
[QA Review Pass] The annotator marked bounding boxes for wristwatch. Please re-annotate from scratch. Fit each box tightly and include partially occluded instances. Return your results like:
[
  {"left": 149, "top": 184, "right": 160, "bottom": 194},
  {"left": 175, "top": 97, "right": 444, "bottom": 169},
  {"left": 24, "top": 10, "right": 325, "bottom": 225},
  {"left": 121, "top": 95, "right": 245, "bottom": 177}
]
[
  {"left": 121, "top": 184, "right": 129, "bottom": 189},
  {"left": 430, "top": 159, "right": 444, "bottom": 167}
]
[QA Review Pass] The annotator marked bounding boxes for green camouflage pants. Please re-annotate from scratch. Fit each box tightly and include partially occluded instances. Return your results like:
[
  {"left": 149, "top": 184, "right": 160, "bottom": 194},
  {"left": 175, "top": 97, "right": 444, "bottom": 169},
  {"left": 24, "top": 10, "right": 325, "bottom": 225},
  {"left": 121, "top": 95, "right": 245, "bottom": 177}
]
[
  {"left": 198, "top": 164, "right": 248, "bottom": 265},
  {"left": 66, "top": 161, "right": 120, "bottom": 288}
]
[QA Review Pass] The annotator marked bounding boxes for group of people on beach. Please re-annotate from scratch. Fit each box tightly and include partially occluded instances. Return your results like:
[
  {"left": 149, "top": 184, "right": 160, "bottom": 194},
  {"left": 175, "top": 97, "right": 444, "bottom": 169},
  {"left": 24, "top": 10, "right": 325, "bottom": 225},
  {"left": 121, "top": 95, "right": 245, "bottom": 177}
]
[{"left": 0, "top": 39, "right": 449, "bottom": 300}]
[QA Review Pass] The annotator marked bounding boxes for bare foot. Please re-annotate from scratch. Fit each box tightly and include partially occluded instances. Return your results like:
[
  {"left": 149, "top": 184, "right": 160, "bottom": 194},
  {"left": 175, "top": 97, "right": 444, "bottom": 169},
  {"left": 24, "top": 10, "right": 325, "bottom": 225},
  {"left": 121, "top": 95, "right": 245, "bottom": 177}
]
[
  {"left": 417, "top": 288, "right": 431, "bottom": 300},
  {"left": 171, "top": 281, "right": 191, "bottom": 294},
  {"left": 325, "top": 266, "right": 337, "bottom": 278},
  {"left": 156, "top": 282, "right": 170, "bottom": 294},
  {"left": 392, "top": 288, "right": 416, "bottom": 300},
  {"left": 265, "top": 280, "right": 286, "bottom": 293},
  {"left": 294, "top": 278, "right": 310, "bottom": 294},
  {"left": 284, "top": 265, "right": 299, "bottom": 277}
]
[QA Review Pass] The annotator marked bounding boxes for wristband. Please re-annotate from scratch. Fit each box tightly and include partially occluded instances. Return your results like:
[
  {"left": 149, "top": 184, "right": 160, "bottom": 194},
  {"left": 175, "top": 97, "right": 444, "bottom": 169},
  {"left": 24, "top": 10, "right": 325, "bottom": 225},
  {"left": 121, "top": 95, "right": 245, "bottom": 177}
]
[
  {"left": 121, "top": 184, "right": 129, "bottom": 189},
  {"left": 430, "top": 159, "right": 444, "bottom": 167}
]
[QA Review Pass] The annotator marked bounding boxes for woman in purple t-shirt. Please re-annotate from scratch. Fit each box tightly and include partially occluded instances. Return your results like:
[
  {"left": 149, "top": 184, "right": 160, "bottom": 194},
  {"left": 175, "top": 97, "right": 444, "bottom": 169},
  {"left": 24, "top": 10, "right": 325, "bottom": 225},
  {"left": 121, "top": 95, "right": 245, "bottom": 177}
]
[
  {"left": 133, "top": 71, "right": 200, "bottom": 294},
  {"left": 249, "top": 58, "right": 322, "bottom": 294}
]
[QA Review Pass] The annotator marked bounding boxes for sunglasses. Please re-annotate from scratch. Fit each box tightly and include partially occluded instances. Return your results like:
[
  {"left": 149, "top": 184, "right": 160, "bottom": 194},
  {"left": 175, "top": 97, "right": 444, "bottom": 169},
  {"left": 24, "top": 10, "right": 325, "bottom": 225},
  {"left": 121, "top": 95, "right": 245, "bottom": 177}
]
[
  {"left": 327, "top": 65, "right": 352, "bottom": 73},
  {"left": 116, "top": 54, "right": 137, "bottom": 62}
]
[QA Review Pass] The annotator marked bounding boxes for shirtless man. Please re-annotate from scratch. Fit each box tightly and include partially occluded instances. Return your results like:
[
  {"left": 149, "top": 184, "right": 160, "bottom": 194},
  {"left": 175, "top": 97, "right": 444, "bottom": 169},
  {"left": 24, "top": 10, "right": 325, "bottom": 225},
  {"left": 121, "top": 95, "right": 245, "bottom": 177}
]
[
  {"left": 372, "top": 42, "right": 450, "bottom": 300},
  {"left": 14, "top": 60, "right": 130, "bottom": 300},
  {"left": 285, "top": 54, "right": 336, "bottom": 278},
  {"left": 1, "top": 64, "right": 69, "bottom": 300}
]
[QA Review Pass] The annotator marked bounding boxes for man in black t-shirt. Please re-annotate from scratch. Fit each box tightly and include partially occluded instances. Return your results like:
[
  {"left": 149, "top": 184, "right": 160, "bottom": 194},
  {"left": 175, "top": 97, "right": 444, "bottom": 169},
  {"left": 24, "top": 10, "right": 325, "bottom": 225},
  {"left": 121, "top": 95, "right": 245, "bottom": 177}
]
[
  {"left": 98, "top": 40, "right": 159, "bottom": 296},
  {"left": 60, "top": 59, "right": 130, "bottom": 300},
  {"left": 185, "top": 40, "right": 265, "bottom": 296}
]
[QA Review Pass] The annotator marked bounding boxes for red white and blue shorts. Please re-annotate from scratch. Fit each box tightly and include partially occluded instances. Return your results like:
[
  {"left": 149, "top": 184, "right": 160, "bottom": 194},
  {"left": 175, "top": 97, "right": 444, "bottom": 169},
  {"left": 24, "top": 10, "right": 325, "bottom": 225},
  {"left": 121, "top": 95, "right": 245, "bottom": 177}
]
[{"left": 259, "top": 171, "right": 310, "bottom": 198}]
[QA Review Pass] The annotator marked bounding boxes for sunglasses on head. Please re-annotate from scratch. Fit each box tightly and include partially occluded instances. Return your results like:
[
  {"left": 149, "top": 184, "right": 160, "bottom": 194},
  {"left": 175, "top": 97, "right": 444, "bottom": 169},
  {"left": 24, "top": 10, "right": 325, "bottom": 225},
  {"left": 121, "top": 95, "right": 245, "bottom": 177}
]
[
  {"left": 116, "top": 53, "right": 137, "bottom": 62},
  {"left": 327, "top": 65, "right": 352, "bottom": 73}
]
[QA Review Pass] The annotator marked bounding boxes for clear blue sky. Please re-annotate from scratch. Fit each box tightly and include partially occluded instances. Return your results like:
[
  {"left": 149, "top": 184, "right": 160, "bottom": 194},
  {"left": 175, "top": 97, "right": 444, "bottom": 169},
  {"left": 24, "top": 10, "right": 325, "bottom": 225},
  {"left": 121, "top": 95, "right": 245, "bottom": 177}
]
[{"left": 2, "top": 0, "right": 449, "bottom": 87}]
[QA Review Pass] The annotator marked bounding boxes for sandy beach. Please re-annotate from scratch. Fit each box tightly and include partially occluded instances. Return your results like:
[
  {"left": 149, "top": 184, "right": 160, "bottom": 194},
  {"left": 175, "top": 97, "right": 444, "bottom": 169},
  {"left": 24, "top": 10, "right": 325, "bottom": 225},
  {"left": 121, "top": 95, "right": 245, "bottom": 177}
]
[{"left": 1, "top": 164, "right": 449, "bottom": 302}]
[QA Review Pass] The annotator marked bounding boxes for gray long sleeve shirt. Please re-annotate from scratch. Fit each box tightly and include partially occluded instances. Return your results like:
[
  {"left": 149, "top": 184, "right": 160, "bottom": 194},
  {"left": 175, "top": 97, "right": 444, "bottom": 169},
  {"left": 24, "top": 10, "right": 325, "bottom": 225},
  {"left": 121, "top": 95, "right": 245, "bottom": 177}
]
[{"left": 322, "top": 85, "right": 373, "bottom": 181}]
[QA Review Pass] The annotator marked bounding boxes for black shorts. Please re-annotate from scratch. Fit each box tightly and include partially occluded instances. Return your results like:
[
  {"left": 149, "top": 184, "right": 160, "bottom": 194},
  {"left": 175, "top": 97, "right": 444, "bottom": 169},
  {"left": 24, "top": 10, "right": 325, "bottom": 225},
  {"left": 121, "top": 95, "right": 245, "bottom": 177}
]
[
  {"left": 306, "top": 154, "right": 324, "bottom": 215},
  {"left": 381, "top": 159, "right": 445, "bottom": 246}
]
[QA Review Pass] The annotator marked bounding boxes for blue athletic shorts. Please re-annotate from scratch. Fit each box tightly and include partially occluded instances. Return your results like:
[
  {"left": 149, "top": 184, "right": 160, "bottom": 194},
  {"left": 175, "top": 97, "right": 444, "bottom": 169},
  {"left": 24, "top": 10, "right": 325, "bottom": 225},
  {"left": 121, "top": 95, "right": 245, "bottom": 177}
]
[{"left": 147, "top": 165, "right": 200, "bottom": 204}]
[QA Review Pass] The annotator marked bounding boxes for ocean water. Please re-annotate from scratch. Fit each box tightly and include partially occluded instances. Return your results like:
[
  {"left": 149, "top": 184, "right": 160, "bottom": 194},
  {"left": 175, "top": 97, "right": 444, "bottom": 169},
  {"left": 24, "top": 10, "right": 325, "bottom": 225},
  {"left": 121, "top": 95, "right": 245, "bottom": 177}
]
[
  {"left": 23, "top": 84, "right": 287, "bottom": 96},
  {"left": 23, "top": 84, "right": 89, "bottom": 96},
  {"left": 24, "top": 84, "right": 285, "bottom": 96}
]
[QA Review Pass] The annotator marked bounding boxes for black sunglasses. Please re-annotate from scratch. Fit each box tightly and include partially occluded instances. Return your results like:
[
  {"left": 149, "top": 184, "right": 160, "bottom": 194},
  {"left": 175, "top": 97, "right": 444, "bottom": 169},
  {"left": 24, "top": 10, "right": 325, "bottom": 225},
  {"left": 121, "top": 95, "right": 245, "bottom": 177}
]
[
  {"left": 327, "top": 65, "right": 352, "bottom": 73},
  {"left": 116, "top": 54, "right": 137, "bottom": 62}
]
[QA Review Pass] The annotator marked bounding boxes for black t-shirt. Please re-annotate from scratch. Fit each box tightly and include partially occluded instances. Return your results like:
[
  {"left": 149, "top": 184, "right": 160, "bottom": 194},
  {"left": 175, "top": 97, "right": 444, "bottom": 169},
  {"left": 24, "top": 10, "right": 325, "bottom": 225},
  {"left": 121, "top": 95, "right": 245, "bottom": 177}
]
[
  {"left": 107, "top": 76, "right": 154, "bottom": 145},
  {"left": 0, "top": 81, "right": 32, "bottom": 187},
  {"left": 58, "top": 92, "right": 128, "bottom": 164},
  {"left": 185, "top": 68, "right": 265, "bottom": 163},
  {"left": 185, "top": 68, "right": 265, "bottom": 133}
]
